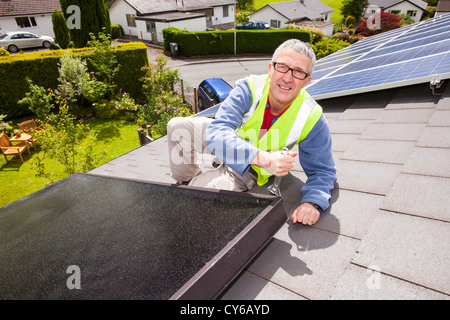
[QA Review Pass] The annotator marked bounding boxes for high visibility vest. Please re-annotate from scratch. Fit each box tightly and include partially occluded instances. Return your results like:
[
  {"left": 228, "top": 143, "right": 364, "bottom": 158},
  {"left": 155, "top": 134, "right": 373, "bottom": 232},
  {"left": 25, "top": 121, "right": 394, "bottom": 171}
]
[{"left": 236, "top": 74, "right": 323, "bottom": 186}]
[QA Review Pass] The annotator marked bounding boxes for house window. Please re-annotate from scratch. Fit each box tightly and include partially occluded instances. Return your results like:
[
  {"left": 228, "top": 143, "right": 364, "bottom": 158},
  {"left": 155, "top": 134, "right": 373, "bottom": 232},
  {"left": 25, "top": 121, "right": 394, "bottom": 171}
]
[
  {"left": 223, "top": 5, "right": 229, "bottom": 18},
  {"left": 390, "top": 10, "right": 401, "bottom": 15},
  {"left": 126, "top": 14, "right": 136, "bottom": 27},
  {"left": 270, "top": 20, "right": 280, "bottom": 29},
  {"left": 15, "top": 17, "right": 37, "bottom": 28},
  {"left": 146, "top": 21, "right": 156, "bottom": 33},
  {"left": 407, "top": 10, "right": 417, "bottom": 17}
]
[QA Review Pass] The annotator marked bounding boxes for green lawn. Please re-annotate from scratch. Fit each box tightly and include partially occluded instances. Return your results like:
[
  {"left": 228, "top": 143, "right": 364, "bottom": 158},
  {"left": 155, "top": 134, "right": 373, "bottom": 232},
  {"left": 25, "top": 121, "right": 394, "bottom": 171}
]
[{"left": 0, "top": 119, "right": 140, "bottom": 208}]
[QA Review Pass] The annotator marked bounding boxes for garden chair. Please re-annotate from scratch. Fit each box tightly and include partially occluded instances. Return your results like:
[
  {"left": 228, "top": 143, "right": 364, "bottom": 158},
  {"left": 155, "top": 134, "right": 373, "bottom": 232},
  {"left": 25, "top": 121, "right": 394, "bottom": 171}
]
[
  {"left": 17, "top": 119, "right": 43, "bottom": 150},
  {"left": 0, "top": 132, "right": 30, "bottom": 163}
]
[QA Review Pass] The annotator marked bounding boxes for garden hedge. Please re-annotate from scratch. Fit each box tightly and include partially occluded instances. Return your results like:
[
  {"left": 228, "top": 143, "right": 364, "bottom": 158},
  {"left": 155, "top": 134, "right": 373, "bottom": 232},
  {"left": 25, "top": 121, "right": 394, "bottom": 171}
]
[
  {"left": 163, "top": 28, "right": 311, "bottom": 57},
  {"left": 0, "top": 42, "right": 149, "bottom": 119}
]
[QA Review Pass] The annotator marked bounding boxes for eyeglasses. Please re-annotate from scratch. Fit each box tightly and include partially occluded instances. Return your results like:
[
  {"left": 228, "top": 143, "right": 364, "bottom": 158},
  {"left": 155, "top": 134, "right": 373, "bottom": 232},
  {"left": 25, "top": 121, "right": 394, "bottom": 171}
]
[{"left": 273, "top": 62, "right": 309, "bottom": 80}]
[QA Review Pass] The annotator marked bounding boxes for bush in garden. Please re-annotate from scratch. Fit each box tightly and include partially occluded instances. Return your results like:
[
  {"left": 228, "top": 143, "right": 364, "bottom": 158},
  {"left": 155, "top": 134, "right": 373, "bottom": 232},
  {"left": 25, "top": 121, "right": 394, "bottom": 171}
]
[
  {"left": 312, "top": 37, "right": 351, "bottom": 59},
  {"left": 141, "top": 56, "right": 180, "bottom": 103},
  {"left": 355, "top": 12, "right": 401, "bottom": 36},
  {"left": 0, "top": 47, "right": 10, "bottom": 56},
  {"left": 138, "top": 91, "right": 192, "bottom": 137},
  {"left": 18, "top": 78, "right": 55, "bottom": 121},
  {"left": 111, "top": 24, "right": 124, "bottom": 39},
  {"left": 34, "top": 102, "right": 101, "bottom": 185},
  {"left": 56, "top": 51, "right": 99, "bottom": 114},
  {"left": 345, "top": 16, "right": 356, "bottom": 28},
  {"left": 0, "top": 114, "right": 11, "bottom": 133},
  {"left": 93, "top": 91, "right": 140, "bottom": 121},
  {"left": 87, "top": 30, "right": 120, "bottom": 93},
  {"left": 138, "top": 57, "right": 192, "bottom": 137}
]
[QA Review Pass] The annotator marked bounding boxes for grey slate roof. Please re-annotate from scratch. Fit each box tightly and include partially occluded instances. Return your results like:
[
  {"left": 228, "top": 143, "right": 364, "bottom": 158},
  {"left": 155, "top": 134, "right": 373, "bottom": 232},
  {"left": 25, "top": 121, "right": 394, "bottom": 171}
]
[
  {"left": 369, "top": 0, "right": 428, "bottom": 10},
  {"left": 256, "top": 0, "right": 334, "bottom": 21},
  {"left": 437, "top": 0, "right": 450, "bottom": 12},
  {"left": 0, "top": 0, "right": 61, "bottom": 16},
  {"left": 90, "top": 78, "right": 450, "bottom": 299},
  {"left": 115, "top": 0, "right": 236, "bottom": 15}
]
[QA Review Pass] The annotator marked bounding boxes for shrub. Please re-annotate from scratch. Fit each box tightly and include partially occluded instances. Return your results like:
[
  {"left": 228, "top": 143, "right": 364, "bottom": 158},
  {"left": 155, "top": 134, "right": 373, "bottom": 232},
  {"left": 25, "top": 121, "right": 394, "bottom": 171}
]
[
  {"left": 93, "top": 91, "right": 140, "bottom": 120},
  {"left": 295, "top": 25, "right": 325, "bottom": 44},
  {"left": 312, "top": 37, "right": 351, "bottom": 59},
  {"left": 0, "top": 42, "right": 148, "bottom": 119},
  {"left": 18, "top": 78, "right": 54, "bottom": 121},
  {"left": 163, "top": 28, "right": 310, "bottom": 56},
  {"left": 138, "top": 91, "right": 193, "bottom": 137},
  {"left": 56, "top": 51, "right": 94, "bottom": 111},
  {"left": 355, "top": 12, "right": 401, "bottom": 36},
  {"left": 34, "top": 103, "right": 101, "bottom": 185},
  {"left": 345, "top": 16, "right": 356, "bottom": 28},
  {"left": 0, "top": 47, "right": 10, "bottom": 56},
  {"left": 0, "top": 114, "right": 10, "bottom": 132},
  {"left": 141, "top": 56, "right": 180, "bottom": 103},
  {"left": 138, "top": 56, "right": 192, "bottom": 137},
  {"left": 111, "top": 24, "right": 125, "bottom": 39},
  {"left": 87, "top": 30, "right": 120, "bottom": 97}
]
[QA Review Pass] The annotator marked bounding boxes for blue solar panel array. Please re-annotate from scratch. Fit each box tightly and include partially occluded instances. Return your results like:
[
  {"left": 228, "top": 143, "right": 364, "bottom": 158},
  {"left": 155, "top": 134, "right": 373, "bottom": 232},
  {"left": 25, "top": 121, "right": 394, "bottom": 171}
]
[{"left": 306, "top": 13, "right": 450, "bottom": 99}]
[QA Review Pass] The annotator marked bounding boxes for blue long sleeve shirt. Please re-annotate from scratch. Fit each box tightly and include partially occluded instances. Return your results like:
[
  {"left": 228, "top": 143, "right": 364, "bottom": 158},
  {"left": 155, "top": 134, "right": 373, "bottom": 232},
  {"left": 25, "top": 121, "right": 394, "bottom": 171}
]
[{"left": 206, "top": 77, "right": 336, "bottom": 211}]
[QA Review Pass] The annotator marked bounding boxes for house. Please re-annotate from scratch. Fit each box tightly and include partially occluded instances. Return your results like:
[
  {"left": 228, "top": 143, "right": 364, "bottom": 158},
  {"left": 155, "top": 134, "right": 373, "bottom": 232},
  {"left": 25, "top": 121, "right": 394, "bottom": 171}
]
[
  {"left": 108, "top": 0, "right": 236, "bottom": 45},
  {"left": 435, "top": 0, "right": 450, "bottom": 17},
  {"left": 364, "top": 0, "right": 428, "bottom": 23},
  {"left": 0, "top": 0, "right": 61, "bottom": 37},
  {"left": 247, "top": 0, "right": 334, "bottom": 37}
]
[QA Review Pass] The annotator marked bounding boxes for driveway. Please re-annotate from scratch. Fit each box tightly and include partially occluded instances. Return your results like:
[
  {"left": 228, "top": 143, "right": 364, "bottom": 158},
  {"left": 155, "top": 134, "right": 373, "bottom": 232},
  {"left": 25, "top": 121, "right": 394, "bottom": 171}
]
[{"left": 143, "top": 45, "right": 271, "bottom": 107}]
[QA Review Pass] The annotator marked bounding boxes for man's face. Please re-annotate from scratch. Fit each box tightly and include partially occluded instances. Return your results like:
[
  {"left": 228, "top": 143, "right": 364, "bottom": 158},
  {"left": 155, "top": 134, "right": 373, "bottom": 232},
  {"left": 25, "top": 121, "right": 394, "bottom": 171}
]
[{"left": 268, "top": 48, "right": 312, "bottom": 112}]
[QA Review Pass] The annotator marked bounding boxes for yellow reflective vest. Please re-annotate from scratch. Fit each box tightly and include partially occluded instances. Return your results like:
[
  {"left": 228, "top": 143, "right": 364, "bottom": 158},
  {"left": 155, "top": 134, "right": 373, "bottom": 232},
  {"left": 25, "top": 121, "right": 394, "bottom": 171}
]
[{"left": 236, "top": 74, "right": 323, "bottom": 186}]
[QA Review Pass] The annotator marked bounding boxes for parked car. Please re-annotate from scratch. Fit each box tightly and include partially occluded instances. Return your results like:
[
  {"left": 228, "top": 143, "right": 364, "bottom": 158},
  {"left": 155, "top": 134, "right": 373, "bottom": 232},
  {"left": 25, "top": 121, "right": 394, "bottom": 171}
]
[
  {"left": 0, "top": 31, "right": 54, "bottom": 53},
  {"left": 197, "top": 78, "right": 233, "bottom": 111},
  {"left": 236, "top": 21, "right": 270, "bottom": 30}
]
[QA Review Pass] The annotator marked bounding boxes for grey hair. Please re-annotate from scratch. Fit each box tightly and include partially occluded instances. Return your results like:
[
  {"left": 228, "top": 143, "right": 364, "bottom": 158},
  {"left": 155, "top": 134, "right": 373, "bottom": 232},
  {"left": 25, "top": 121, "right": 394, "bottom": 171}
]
[{"left": 271, "top": 39, "right": 316, "bottom": 76}]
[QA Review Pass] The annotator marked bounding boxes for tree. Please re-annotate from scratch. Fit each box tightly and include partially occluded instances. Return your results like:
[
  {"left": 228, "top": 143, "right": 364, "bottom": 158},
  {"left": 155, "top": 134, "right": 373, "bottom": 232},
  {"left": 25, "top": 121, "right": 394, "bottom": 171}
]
[
  {"left": 341, "top": 0, "right": 368, "bottom": 22},
  {"left": 87, "top": 30, "right": 120, "bottom": 91},
  {"left": 52, "top": 9, "right": 71, "bottom": 49},
  {"left": 236, "top": 0, "right": 254, "bottom": 11},
  {"left": 59, "top": 0, "right": 111, "bottom": 48}
]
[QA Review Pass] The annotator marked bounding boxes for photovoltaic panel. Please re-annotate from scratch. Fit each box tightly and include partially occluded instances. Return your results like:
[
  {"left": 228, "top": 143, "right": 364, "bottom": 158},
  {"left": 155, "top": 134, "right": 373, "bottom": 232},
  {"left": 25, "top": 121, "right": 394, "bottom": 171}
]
[{"left": 306, "top": 13, "right": 450, "bottom": 100}]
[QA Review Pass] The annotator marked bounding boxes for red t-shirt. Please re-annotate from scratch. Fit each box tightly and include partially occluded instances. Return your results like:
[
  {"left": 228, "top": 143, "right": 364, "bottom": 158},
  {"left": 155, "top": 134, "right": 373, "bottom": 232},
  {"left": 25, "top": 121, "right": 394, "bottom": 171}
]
[{"left": 260, "top": 103, "right": 287, "bottom": 137}]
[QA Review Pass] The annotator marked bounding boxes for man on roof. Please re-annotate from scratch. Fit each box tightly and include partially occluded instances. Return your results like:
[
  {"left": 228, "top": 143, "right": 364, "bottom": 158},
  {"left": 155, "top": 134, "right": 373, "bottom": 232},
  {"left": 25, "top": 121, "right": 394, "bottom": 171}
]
[{"left": 167, "top": 39, "right": 336, "bottom": 225}]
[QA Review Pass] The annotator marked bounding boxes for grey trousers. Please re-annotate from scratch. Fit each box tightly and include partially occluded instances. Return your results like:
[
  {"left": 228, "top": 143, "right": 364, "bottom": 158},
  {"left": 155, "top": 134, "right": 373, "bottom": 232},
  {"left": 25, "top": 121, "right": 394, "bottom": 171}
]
[{"left": 167, "top": 117, "right": 257, "bottom": 192}]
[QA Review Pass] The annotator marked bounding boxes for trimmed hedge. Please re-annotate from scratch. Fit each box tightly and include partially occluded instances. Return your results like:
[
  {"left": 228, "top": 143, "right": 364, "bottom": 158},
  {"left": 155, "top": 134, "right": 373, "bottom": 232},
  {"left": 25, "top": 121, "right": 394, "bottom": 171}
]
[
  {"left": 0, "top": 42, "right": 149, "bottom": 119},
  {"left": 163, "top": 28, "right": 311, "bottom": 57}
]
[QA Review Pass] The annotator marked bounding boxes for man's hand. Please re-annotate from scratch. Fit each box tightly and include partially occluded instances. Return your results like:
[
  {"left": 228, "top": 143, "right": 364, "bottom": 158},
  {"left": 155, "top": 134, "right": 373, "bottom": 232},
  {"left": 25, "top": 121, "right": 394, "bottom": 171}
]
[
  {"left": 292, "top": 202, "right": 320, "bottom": 225},
  {"left": 251, "top": 150, "right": 298, "bottom": 176}
]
